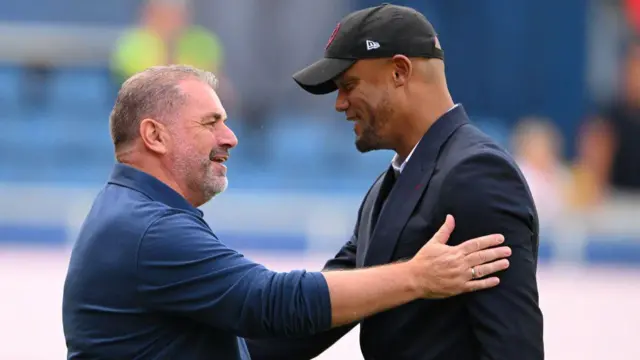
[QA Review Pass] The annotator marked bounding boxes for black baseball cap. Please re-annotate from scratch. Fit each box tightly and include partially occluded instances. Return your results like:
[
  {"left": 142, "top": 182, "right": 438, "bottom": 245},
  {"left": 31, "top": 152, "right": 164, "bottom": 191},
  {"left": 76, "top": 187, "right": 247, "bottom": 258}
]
[{"left": 292, "top": 3, "right": 443, "bottom": 95}]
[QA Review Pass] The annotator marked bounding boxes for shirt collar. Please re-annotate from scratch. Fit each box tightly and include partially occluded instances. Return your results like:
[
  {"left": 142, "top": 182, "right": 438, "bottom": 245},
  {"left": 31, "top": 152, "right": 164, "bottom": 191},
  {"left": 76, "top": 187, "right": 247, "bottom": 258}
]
[
  {"left": 391, "top": 103, "right": 460, "bottom": 176},
  {"left": 107, "top": 162, "right": 203, "bottom": 217}
]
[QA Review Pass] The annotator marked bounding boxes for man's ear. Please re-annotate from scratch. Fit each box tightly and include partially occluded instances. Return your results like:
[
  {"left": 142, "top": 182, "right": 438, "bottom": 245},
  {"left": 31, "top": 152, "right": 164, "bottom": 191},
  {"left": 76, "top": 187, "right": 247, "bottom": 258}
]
[
  {"left": 391, "top": 55, "right": 412, "bottom": 87},
  {"left": 139, "top": 118, "right": 169, "bottom": 155}
]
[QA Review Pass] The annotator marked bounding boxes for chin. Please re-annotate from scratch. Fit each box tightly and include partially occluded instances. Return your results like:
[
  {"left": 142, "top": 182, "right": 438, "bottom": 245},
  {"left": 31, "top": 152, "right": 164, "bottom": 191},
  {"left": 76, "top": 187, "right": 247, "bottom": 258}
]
[
  {"left": 355, "top": 139, "right": 377, "bottom": 153},
  {"left": 211, "top": 176, "right": 229, "bottom": 194},
  {"left": 200, "top": 176, "right": 228, "bottom": 203}
]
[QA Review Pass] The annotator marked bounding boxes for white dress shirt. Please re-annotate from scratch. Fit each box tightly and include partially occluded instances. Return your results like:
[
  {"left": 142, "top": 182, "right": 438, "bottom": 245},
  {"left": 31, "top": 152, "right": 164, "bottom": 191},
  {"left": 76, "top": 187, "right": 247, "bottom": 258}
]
[{"left": 390, "top": 104, "right": 460, "bottom": 176}]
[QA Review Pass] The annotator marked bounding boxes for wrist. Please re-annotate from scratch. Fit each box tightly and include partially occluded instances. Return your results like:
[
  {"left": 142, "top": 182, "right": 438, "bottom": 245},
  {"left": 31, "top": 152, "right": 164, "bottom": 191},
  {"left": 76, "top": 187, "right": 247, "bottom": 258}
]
[{"left": 398, "top": 259, "right": 424, "bottom": 299}]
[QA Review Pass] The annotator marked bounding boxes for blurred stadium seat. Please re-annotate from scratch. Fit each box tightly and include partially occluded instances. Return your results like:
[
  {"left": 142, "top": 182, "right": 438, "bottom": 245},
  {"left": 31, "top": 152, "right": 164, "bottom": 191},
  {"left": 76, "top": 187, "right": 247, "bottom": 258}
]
[
  {"left": 47, "top": 68, "right": 114, "bottom": 112},
  {"left": 0, "top": 66, "right": 23, "bottom": 114}
]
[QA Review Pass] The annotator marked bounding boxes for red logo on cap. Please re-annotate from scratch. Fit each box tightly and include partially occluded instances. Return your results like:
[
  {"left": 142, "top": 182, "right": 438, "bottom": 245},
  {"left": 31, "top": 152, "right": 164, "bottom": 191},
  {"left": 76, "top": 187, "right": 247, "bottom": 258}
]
[{"left": 325, "top": 23, "right": 341, "bottom": 49}]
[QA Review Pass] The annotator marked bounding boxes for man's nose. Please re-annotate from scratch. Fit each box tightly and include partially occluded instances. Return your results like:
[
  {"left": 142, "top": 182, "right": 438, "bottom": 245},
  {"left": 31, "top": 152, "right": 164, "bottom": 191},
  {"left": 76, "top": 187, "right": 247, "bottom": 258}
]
[
  {"left": 335, "top": 89, "right": 349, "bottom": 113},
  {"left": 220, "top": 123, "right": 238, "bottom": 149}
]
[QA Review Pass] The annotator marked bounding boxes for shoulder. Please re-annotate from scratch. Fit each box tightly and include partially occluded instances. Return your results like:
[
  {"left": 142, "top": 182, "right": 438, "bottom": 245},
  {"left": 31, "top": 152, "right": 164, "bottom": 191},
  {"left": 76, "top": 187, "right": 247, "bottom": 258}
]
[
  {"left": 442, "top": 124, "right": 522, "bottom": 178},
  {"left": 81, "top": 185, "right": 168, "bottom": 240},
  {"left": 68, "top": 186, "right": 196, "bottom": 279},
  {"left": 143, "top": 208, "right": 212, "bottom": 241},
  {"left": 439, "top": 130, "right": 533, "bottom": 203},
  {"left": 135, "top": 209, "right": 227, "bottom": 273},
  {"left": 141, "top": 207, "right": 214, "bottom": 249},
  {"left": 92, "top": 184, "right": 210, "bottom": 247},
  {"left": 451, "top": 146, "right": 520, "bottom": 178},
  {"left": 437, "top": 137, "right": 539, "bottom": 234}
]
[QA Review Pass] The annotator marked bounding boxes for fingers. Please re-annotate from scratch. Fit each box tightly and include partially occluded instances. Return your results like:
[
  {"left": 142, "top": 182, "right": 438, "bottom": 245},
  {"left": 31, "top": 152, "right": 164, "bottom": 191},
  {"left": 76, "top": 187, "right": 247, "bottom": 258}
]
[
  {"left": 460, "top": 257, "right": 510, "bottom": 294},
  {"left": 431, "top": 214, "right": 455, "bottom": 244},
  {"left": 465, "top": 246, "right": 512, "bottom": 267},
  {"left": 458, "top": 234, "right": 505, "bottom": 255},
  {"left": 470, "top": 259, "right": 510, "bottom": 280},
  {"left": 463, "top": 276, "right": 501, "bottom": 293}
]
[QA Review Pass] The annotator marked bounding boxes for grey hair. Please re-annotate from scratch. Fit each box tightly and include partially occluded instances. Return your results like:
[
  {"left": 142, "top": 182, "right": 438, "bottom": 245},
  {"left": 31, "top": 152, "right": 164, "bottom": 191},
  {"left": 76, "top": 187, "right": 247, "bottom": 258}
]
[{"left": 109, "top": 64, "right": 218, "bottom": 151}]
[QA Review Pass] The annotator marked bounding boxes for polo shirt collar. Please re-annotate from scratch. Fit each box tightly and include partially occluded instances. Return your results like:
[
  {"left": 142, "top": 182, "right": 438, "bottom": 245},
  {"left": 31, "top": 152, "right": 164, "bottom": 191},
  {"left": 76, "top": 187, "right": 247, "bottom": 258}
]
[{"left": 108, "top": 162, "right": 203, "bottom": 217}]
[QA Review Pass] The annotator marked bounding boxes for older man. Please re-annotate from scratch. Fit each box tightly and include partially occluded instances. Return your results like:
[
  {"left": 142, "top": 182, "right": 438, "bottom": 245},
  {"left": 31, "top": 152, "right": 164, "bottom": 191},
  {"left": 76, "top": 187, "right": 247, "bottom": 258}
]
[{"left": 61, "top": 65, "right": 510, "bottom": 360}]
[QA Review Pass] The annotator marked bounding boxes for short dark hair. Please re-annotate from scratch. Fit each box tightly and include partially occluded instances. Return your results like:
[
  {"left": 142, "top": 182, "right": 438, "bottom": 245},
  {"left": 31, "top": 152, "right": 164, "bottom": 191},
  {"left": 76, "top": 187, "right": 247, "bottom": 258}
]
[{"left": 109, "top": 64, "right": 219, "bottom": 150}]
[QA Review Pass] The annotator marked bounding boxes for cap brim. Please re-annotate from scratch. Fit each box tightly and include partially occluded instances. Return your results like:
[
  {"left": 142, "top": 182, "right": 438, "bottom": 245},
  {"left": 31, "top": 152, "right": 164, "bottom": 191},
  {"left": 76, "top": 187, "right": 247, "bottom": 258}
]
[{"left": 292, "top": 58, "right": 356, "bottom": 95}]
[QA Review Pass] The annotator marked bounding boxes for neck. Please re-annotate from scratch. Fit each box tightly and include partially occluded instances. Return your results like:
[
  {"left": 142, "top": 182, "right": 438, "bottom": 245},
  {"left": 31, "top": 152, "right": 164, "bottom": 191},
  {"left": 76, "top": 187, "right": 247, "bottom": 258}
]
[
  {"left": 119, "top": 149, "right": 196, "bottom": 206},
  {"left": 394, "top": 88, "right": 455, "bottom": 159}
]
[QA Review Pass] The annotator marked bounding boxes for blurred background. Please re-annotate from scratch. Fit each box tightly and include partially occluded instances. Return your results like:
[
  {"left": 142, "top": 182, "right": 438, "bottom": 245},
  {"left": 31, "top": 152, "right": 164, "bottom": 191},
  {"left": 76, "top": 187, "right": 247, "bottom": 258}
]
[{"left": 1, "top": 0, "right": 639, "bottom": 359}]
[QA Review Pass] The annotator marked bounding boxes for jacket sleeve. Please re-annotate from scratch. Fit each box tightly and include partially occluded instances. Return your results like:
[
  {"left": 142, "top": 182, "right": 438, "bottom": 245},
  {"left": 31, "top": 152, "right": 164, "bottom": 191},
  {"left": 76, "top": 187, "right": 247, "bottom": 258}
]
[
  {"left": 440, "top": 150, "right": 544, "bottom": 360},
  {"left": 135, "top": 210, "right": 332, "bottom": 339}
]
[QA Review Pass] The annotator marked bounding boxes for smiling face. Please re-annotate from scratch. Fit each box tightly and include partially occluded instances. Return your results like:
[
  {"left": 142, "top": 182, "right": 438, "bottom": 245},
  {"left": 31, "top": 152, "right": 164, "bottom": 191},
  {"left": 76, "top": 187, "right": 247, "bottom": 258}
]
[
  {"left": 163, "top": 78, "right": 238, "bottom": 205},
  {"left": 110, "top": 65, "right": 238, "bottom": 207},
  {"left": 333, "top": 59, "right": 404, "bottom": 153}
]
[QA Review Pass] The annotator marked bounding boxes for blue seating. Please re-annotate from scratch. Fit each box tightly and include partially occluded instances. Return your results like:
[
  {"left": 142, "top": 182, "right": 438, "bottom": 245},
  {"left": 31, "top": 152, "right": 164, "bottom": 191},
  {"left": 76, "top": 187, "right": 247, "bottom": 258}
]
[
  {"left": 47, "top": 68, "right": 113, "bottom": 113},
  {"left": 0, "top": 64, "right": 523, "bottom": 191},
  {"left": 266, "top": 113, "right": 333, "bottom": 173},
  {"left": 0, "top": 110, "right": 114, "bottom": 183},
  {"left": 0, "top": 66, "right": 22, "bottom": 114}
]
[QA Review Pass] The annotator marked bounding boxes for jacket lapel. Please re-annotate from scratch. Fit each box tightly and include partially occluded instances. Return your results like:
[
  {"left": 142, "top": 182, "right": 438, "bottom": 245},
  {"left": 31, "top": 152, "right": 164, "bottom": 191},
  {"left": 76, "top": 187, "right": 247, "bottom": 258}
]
[
  {"left": 363, "top": 105, "right": 470, "bottom": 267},
  {"left": 368, "top": 167, "right": 396, "bottom": 234},
  {"left": 355, "top": 173, "right": 386, "bottom": 266}
]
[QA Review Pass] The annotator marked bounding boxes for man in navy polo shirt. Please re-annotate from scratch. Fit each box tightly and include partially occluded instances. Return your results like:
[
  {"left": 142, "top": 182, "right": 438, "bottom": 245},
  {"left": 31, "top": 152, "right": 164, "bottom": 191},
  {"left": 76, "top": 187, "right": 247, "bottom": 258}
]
[{"left": 62, "top": 64, "right": 511, "bottom": 360}]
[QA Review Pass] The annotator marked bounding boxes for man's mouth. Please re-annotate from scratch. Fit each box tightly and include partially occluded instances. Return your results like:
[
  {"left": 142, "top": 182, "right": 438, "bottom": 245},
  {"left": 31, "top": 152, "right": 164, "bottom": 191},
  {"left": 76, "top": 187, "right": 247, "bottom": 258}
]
[{"left": 210, "top": 153, "right": 229, "bottom": 163}]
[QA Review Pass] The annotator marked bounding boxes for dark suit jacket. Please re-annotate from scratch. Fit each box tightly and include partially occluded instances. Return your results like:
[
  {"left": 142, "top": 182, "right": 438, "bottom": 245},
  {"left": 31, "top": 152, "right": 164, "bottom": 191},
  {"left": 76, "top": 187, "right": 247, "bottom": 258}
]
[{"left": 246, "top": 105, "right": 544, "bottom": 360}]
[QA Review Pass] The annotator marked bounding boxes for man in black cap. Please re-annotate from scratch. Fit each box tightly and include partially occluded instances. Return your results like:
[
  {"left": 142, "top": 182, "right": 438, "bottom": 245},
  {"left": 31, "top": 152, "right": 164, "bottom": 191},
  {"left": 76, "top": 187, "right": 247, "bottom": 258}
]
[{"left": 247, "top": 3, "right": 544, "bottom": 360}]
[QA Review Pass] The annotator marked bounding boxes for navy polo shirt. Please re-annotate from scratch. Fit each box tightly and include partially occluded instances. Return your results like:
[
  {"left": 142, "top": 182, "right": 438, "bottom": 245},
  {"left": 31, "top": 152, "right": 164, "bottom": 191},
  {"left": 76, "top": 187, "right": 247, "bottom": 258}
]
[{"left": 62, "top": 163, "right": 332, "bottom": 360}]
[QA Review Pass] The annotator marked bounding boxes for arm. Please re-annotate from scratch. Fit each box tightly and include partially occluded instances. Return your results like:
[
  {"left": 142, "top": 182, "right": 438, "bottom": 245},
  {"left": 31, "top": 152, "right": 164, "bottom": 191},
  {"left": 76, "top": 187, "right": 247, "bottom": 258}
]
[
  {"left": 440, "top": 151, "right": 544, "bottom": 360},
  {"left": 137, "top": 210, "right": 332, "bottom": 338},
  {"left": 137, "top": 208, "right": 510, "bottom": 339},
  {"left": 245, "top": 237, "right": 359, "bottom": 360}
]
